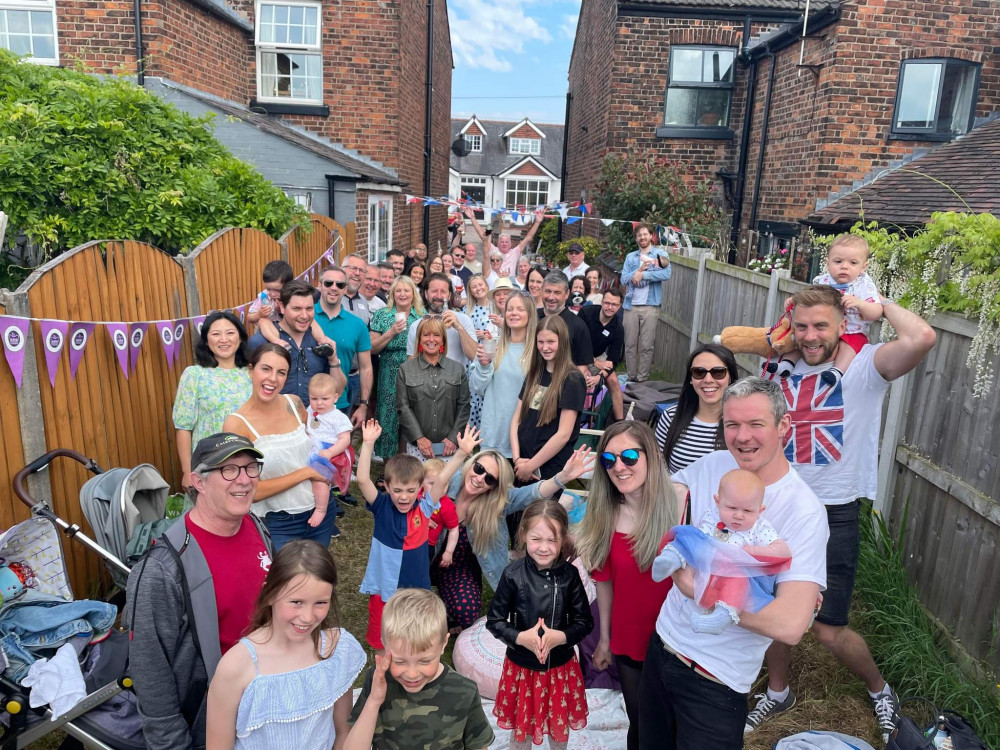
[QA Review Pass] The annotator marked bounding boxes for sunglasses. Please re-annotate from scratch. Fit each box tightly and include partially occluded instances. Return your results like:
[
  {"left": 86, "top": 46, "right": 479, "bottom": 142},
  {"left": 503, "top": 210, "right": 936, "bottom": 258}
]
[
  {"left": 472, "top": 460, "right": 499, "bottom": 487},
  {"left": 322, "top": 279, "right": 348, "bottom": 289},
  {"left": 599, "top": 448, "right": 643, "bottom": 470},
  {"left": 690, "top": 366, "right": 729, "bottom": 381}
]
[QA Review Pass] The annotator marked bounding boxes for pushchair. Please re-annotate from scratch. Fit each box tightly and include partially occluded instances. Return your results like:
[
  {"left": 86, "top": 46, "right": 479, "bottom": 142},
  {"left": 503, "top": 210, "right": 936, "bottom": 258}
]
[{"left": 0, "top": 449, "right": 169, "bottom": 749}]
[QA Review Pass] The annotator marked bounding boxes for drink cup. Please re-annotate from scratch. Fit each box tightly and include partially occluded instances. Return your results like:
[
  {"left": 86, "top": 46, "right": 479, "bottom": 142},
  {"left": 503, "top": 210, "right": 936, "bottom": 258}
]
[
  {"left": 482, "top": 338, "right": 497, "bottom": 358},
  {"left": 395, "top": 312, "right": 406, "bottom": 324}
]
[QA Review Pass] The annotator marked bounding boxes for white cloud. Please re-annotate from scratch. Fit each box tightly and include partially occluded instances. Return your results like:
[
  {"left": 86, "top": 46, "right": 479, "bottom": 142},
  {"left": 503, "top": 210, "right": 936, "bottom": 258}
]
[
  {"left": 559, "top": 12, "right": 578, "bottom": 41},
  {"left": 449, "top": 0, "right": 552, "bottom": 73}
]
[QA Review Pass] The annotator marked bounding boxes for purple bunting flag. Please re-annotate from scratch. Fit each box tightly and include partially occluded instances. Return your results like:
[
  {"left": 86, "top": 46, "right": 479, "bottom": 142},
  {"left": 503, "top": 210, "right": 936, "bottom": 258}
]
[
  {"left": 39, "top": 320, "right": 69, "bottom": 387},
  {"left": 235, "top": 305, "right": 246, "bottom": 324},
  {"left": 128, "top": 323, "right": 149, "bottom": 375},
  {"left": 106, "top": 322, "right": 130, "bottom": 378},
  {"left": 155, "top": 321, "right": 176, "bottom": 369},
  {"left": 68, "top": 322, "right": 96, "bottom": 379},
  {"left": 172, "top": 320, "right": 187, "bottom": 366},
  {"left": 0, "top": 316, "right": 30, "bottom": 388},
  {"left": 191, "top": 315, "right": 207, "bottom": 343}
]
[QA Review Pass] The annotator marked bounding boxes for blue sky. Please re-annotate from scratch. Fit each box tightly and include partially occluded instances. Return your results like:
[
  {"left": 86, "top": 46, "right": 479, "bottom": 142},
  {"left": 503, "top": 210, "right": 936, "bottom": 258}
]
[{"left": 448, "top": 0, "right": 580, "bottom": 125}]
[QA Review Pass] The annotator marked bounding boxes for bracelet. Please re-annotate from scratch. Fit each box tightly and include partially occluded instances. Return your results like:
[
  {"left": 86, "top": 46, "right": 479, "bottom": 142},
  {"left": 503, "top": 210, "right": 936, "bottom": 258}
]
[{"left": 552, "top": 474, "right": 567, "bottom": 490}]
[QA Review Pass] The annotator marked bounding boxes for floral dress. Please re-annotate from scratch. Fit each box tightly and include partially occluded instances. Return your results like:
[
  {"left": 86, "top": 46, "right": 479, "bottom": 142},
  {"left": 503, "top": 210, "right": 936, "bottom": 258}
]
[
  {"left": 467, "top": 304, "right": 492, "bottom": 428},
  {"left": 369, "top": 306, "right": 422, "bottom": 458},
  {"left": 172, "top": 365, "right": 253, "bottom": 445}
]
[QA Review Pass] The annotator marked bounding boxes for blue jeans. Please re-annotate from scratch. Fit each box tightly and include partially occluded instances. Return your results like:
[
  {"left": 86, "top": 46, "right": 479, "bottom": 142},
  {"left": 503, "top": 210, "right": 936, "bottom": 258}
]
[
  {"left": 262, "top": 509, "right": 335, "bottom": 552},
  {"left": 347, "top": 372, "right": 361, "bottom": 409}
]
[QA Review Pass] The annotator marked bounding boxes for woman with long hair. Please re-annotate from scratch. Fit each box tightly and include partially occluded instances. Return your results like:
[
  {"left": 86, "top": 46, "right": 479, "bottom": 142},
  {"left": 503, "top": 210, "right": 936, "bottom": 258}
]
[
  {"left": 510, "top": 315, "right": 586, "bottom": 483},
  {"left": 464, "top": 274, "right": 493, "bottom": 428},
  {"left": 173, "top": 310, "right": 252, "bottom": 489},
  {"left": 655, "top": 342, "right": 738, "bottom": 474},
  {"left": 574, "top": 421, "right": 680, "bottom": 750},
  {"left": 525, "top": 266, "right": 546, "bottom": 309},
  {"left": 426, "top": 254, "right": 444, "bottom": 276},
  {"left": 469, "top": 290, "right": 538, "bottom": 458},
  {"left": 223, "top": 343, "right": 333, "bottom": 550},
  {"left": 368, "top": 276, "right": 424, "bottom": 458},
  {"left": 585, "top": 267, "right": 604, "bottom": 305}
]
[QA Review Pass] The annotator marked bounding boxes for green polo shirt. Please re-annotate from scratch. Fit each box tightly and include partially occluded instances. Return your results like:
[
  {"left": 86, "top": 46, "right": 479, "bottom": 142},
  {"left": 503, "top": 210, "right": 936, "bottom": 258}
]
[{"left": 314, "top": 303, "right": 372, "bottom": 409}]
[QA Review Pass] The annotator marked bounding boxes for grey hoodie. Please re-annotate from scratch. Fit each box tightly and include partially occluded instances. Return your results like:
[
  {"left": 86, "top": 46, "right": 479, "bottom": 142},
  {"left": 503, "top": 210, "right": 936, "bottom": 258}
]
[{"left": 124, "top": 512, "right": 270, "bottom": 750}]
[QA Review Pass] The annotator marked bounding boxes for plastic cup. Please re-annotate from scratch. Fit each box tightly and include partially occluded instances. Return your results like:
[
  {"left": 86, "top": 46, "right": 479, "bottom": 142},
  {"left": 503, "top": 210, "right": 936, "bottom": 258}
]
[
  {"left": 482, "top": 338, "right": 497, "bottom": 358},
  {"left": 395, "top": 312, "right": 406, "bottom": 324}
]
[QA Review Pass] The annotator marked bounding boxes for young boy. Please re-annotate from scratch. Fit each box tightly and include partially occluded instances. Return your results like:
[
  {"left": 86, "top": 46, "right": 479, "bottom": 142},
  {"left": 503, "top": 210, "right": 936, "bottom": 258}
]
[
  {"left": 346, "top": 589, "right": 495, "bottom": 750},
  {"left": 355, "top": 421, "right": 480, "bottom": 651},
  {"left": 247, "top": 258, "right": 337, "bottom": 352},
  {"left": 305, "top": 373, "right": 353, "bottom": 528},
  {"left": 772, "top": 234, "right": 883, "bottom": 384},
  {"left": 421, "top": 459, "right": 460, "bottom": 567}
]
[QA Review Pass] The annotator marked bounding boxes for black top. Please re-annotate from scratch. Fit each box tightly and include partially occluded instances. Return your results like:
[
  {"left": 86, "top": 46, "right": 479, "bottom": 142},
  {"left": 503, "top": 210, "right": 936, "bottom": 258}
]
[
  {"left": 517, "top": 369, "right": 586, "bottom": 479},
  {"left": 578, "top": 305, "right": 624, "bottom": 369},
  {"left": 537, "top": 307, "right": 595, "bottom": 367}
]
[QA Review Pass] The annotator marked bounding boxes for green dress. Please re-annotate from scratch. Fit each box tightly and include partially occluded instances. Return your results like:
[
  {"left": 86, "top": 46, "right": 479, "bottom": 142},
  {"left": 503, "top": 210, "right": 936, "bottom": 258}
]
[
  {"left": 369, "top": 306, "right": 422, "bottom": 458},
  {"left": 172, "top": 365, "right": 253, "bottom": 445}
]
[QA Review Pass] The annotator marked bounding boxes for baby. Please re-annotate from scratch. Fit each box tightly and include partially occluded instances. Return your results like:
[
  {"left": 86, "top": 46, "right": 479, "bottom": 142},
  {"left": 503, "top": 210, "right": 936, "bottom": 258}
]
[
  {"left": 772, "top": 234, "right": 883, "bottom": 385},
  {"left": 305, "top": 373, "right": 354, "bottom": 528},
  {"left": 653, "top": 469, "right": 791, "bottom": 634},
  {"left": 421, "top": 459, "right": 460, "bottom": 568},
  {"left": 248, "top": 259, "right": 338, "bottom": 354}
]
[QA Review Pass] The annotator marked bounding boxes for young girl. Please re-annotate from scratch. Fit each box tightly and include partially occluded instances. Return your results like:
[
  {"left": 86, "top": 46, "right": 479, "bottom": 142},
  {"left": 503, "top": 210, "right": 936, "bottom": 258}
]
[
  {"left": 510, "top": 315, "right": 586, "bottom": 483},
  {"left": 206, "top": 540, "right": 365, "bottom": 750},
  {"left": 422, "top": 458, "right": 460, "bottom": 568},
  {"left": 487, "top": 500, "right": 592, "bottom": 750},
  {"left": 465, "top": 274, "right": 495, "bottom": 428}
]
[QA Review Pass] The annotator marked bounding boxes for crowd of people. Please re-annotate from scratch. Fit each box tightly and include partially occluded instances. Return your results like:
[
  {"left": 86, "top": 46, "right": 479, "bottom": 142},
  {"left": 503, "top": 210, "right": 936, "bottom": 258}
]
[{"left": 124, "top": 226, "right": 938, "bottom": 749}]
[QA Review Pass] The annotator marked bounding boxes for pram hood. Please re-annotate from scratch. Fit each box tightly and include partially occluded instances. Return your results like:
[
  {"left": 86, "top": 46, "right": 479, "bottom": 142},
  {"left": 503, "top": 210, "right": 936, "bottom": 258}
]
[{"left": 80, "top": 465, "right": 169, "bottom": 567}]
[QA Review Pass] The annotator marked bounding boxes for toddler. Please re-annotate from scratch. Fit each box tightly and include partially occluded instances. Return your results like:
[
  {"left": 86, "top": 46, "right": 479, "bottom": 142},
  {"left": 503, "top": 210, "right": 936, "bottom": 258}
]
[
  {"left": 653, "top": 469, "right": 791, "bottom": 634},
  {"left": 346, "top": 589, "right": 494, "bottom": 750},
  {"left": 772, "top": 234, "right": 883, "bottom": 384},
  {"left": 421, "top": 459, "right": 460, "bottom": 568},
  {"left": 305, "top": 374, "right": 354, "bottom": 528},
  {"left": 247, "top": 259, "right": 337, "bottom": 353}
]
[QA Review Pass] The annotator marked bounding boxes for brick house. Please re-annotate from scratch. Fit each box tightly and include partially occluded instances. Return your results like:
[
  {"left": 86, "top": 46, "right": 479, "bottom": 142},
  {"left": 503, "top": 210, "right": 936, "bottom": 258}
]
[
  {"left": 2, "top": 0, "right": 453, "bottom": 259},
  {"left": 564, "top": 0, "right": 1000, "bottom": 256},
  {"left": 448, "top": 116, "right": 564, "bottom": 218}
]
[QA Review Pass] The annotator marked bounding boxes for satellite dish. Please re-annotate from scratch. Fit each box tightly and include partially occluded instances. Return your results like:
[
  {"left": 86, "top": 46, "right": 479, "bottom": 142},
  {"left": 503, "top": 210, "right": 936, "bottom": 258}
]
[{"left": 452, "top": 137, "right": 472, "bottom": 157}]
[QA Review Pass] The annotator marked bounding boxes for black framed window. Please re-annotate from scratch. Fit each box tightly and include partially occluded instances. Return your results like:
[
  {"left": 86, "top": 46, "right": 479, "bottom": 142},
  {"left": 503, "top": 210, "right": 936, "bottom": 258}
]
[
  {"left": 891, "top": 59, "right": 979, "bottom": 139},
  {"left": 659, "top": 46, "right": 735, "bottom": 139}
]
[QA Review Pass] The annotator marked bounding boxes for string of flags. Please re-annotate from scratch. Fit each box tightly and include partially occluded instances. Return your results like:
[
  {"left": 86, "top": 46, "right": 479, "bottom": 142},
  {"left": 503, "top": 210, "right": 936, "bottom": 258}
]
[{"left": 0, "top": 236, "right": 342, "bottom": 389}]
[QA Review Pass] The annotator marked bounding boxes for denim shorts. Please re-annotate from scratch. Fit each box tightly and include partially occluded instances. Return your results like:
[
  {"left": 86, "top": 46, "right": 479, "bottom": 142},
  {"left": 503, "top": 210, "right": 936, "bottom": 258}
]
[{"left": 815, "top": 499, "right": 861, "bottom": 627}]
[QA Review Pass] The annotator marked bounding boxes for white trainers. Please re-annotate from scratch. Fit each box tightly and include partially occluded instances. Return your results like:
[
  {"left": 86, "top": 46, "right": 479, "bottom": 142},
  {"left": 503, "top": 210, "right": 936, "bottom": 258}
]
[
  {"left": 871, "top": 686, "right": 900, "bottom": 744},
  {"left": 744, "top": 690, "right": 796, "bottom": 734}
]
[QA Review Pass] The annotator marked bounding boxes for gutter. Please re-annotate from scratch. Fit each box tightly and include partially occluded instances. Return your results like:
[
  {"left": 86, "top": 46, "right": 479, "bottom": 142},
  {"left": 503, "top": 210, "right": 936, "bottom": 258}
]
[
  {"left": 745, "top": 4, "right": 840, "bottom": 60},
  {"left": 558, "top": 92, "right": 572, "bottom": 243},
  {"left": 618, "top": 3, "right": 800, "bottom": 23},
  {"left": 729, "top": 15, "right": 756, "bottom": 260},
  {"left": 748, "top": 49, "right": 777, "bottom": 233},
  {"left": 423, "top": 0, "right": 435, "bottom": 246},
  {"left": 133, "top": 0, "right": 144, "bottom": 84}
]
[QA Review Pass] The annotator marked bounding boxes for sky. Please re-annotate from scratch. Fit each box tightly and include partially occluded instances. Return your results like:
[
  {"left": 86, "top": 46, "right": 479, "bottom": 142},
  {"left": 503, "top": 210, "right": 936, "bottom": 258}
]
[{"left": 448, "top": 0, "right": 580, "bottom": 126}]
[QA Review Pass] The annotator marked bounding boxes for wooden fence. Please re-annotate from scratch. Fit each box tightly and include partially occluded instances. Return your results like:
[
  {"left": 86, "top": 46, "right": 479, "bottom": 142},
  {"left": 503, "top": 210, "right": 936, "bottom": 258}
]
[
  {"left": 655, "top": 252, "right": 1000, "bottom": 672},
  {"left": 0, "top": 215, "right": 354, "bottom": 595}
]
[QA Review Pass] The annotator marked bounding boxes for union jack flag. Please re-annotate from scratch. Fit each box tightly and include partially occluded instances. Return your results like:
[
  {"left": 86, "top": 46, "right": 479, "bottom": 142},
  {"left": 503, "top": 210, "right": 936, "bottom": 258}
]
[{"left": 781, "top": 374, "right": 845, "bottom": 465}]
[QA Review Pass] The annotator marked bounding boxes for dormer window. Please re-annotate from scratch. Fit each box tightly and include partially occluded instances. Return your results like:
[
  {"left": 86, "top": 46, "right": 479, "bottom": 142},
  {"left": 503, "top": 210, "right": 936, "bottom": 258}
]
[
  {"left": 467, "top": 134, "right": 482, "bottom": 152},
  {"left": 509, "top": 137, "right": 540, "bottom": 156},
  {"left": 255, "top": 0, "right": 323, "bottom": 103}
]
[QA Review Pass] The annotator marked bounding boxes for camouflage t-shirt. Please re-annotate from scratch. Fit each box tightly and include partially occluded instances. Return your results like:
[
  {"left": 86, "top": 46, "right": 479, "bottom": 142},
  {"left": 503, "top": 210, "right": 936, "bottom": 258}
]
[{"left": 349, "top": 665, "right": 494, "bottom": 750}]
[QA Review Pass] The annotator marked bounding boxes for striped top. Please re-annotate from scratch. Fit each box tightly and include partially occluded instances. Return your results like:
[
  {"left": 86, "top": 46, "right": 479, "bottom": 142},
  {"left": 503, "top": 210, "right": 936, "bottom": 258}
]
[{"left": 654, "top": 404, "right": 722, "bottom": 475}]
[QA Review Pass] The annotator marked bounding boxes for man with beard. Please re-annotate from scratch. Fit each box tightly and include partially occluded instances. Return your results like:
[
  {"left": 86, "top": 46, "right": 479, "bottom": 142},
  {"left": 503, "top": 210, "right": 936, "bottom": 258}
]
[
  {"left": 405, "top": 273, "right": 478, "bottom": 366},
  {"left": 620, "top": 224, "right": 671, "bottom": 383},
  {"left": 537, "top": 271, "right": 596, "bottom": 388}
]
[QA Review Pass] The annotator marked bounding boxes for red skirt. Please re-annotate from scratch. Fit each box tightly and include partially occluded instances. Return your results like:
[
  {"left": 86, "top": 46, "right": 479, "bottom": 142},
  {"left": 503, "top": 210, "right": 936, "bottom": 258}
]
[{"left": 493, "top": 656, "right": 588, "bottom": 744}]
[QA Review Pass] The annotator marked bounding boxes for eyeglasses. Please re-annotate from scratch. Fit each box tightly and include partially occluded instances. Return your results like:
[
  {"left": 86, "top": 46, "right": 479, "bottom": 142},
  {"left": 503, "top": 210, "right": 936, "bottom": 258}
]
[
  {"left": 599, "top": 448, "right": 643, "bottom": 470},
  {"left": 472, "top": 460, "right": 499, "bottom": 487},
  {"left": 322, "top": 279, "right": 348, "bottom": 289},
  {"left": 690, "top": 366, "right": 729, "bottom": 381},
  {"left": 212, "top": 462, "right": 263, "bottom": 481}
]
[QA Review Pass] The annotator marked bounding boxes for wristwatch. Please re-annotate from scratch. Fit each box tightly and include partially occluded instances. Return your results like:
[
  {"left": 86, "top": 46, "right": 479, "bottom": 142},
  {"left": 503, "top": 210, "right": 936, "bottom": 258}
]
[{"left": 359, "top": 399, "right": 370, "bottom": 406}]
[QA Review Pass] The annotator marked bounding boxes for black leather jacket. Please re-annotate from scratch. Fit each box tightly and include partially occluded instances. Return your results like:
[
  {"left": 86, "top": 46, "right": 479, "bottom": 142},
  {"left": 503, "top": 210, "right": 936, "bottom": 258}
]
[{"left": 486, "top": 555, "right": 594, "bottom": 671}]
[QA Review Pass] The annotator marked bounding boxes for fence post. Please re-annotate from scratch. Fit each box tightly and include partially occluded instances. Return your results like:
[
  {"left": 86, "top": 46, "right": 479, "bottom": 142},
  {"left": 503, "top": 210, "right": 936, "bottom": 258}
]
[
  {"left": 875, "top": 373, "right": 911, "bottom": 523},
  {"left": 765, "top": 268, "right": 790, "bottom": 324},
  {"left": 0, "top": 289, "right": 53, "bottom": 507},
  {"left": 689, "top": 251, "right": 711, "bottom": 352}
]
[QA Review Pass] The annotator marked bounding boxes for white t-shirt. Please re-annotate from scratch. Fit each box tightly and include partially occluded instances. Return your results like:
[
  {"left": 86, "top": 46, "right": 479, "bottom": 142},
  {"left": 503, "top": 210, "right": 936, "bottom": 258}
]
[
  {"left": 366, "top": 295, "right": 387, "bottom": 313},
  {"left": 306, "top": 407, "right": 353, "bottom": 448},
  {"left": 563, "top": 262, "right": 589, "bottom": 280},
  {"left": 405, "top": 311, "right": 477, "bottom": 367},
  {"left": 774, "top": 343, "right": 889, "bottom": 505},
  {"left": 696, "top": 506, "right": 780, "bottom": 548},
  {"left": 812, "top": 271, "right": 881, "bottom": 336},
  {"left": 658, "top": 450, "right": 828, "bottom": 694}
]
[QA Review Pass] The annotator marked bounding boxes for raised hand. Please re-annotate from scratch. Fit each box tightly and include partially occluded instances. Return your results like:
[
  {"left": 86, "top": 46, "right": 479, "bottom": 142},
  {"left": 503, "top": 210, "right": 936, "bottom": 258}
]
[
  {"left": 361, "top": 419, "right": 382, "bottom": 444},
  {"left": 370, "top": 651, "right": 391, "bottom": 706},
  {"left": 559, "top": 445, "right": 595, "bottom": 483},
  {"left": 455, "top": 425, "right": 482, "bottom": 455}
]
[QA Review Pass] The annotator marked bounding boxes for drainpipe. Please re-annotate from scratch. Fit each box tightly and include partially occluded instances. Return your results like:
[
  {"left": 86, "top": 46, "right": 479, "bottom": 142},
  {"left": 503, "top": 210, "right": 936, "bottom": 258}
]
[
  {"left": 558, "top": 92, "right": 572, "bottom": 243},
  {"left": 133, "top": 0, "right": 144, "bottom": 84},
  {"left": 422, "top": 0, "right": 435, "bottom": 246},
  {"left": 729, "top": 15, "right": 755, "bottom": 261},
  {"left": 748, "top": 48, "right": 776, "bottom": 234}
]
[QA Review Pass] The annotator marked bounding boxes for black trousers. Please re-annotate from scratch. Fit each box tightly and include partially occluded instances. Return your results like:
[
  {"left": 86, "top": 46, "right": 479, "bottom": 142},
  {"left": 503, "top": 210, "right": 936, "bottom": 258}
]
[{"left": 638, "top": 634, "right": 748, "bottom": 750}]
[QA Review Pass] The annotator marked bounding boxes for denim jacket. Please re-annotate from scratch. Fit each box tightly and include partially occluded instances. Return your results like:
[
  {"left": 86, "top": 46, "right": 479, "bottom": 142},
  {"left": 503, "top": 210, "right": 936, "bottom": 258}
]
[
  {"left": 620, "top": 247, "right": 672, "bottom": 310},
  {"left": 445, "top": 473, "right": 545, "bottom": 591}
]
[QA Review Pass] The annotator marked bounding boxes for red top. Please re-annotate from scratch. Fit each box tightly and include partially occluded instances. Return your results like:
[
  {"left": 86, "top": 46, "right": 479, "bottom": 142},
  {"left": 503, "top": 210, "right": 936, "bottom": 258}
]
[
  {"left": 428, "top": 495, "right": 459, "bottom": 547},
  {"left": 591, "top": 531, "right": 673, "bottom": 662},
  {"left": 186, "top": 514, "right": 271, "bottom": 655}
]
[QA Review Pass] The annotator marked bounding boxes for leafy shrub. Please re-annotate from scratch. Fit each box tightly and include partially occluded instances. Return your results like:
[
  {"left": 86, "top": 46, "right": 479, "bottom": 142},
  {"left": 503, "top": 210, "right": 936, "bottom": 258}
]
[
  {"left": 594, "top": 152, "right": 726, "bottom": 258},
  {"left": 534, "top": 217, "right": 560, "bottom": 259},
  {"left": 0, "top": 50, "right": 308, "bottom": 265}
]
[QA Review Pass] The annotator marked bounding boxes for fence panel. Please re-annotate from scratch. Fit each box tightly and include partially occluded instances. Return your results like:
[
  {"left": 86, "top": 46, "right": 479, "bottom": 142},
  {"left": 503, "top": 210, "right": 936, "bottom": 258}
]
[
  {"left": 285, "top": 215, "right": 342, "bottom": 275},
  {"left": 18, "top": 241, "right": 191, "bottom": 594},
  {"left": 0, "top": 301, "right": 28, "bottom": 532},
  {"left": 191, "top": 228, "right": 282, "bottom": 317}
]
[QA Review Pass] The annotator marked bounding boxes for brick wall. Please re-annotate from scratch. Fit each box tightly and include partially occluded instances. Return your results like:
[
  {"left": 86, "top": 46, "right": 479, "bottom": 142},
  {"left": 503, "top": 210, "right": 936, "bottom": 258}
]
[
  {"left": 56, "top": 0, "right": 137, "bottom": 71},
  {"left": 511, "top": 160, "right": 547, "bottom": 177},
  {"left": 509, "top": 124, "right": 541, "bottom": 139}
]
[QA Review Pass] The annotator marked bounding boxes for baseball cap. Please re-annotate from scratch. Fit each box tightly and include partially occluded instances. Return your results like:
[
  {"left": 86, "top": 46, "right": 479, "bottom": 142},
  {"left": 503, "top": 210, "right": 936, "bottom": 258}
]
[
  {"left": 567, "top": 243, "right": 584, "bottom": 255},
  {"left": 191, "top": 433, "right": 264, "bottom": 471}
]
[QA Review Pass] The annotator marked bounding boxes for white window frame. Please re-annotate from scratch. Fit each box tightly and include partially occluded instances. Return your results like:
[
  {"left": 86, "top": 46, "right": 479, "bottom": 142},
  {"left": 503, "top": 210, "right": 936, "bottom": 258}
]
[
  {"left": 0, "top": 0, "right": 59, "bottom": 65},
  {"left": 508, "top": 137, "right": 540, "bottom": 156},
  {"left": 504, "top": 178, "right": 549, "bottom": 209},
  {"left": 467, "top": 134, "right": 482, "bottom": 152},
  {"left": 254, "top": 0, "right": 323, "bottom": 105},
  {"left": 367, "top": 195, "right": 393, "bottom": 262}
]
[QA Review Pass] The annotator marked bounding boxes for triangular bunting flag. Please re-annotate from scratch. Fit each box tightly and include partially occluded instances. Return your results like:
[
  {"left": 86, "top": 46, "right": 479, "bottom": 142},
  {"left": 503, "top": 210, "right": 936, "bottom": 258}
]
[
  {"left": 39, "top": 320, "right": 69, "bottom": 387},
  {"left": 172, "top": 320, "right": 187, "bottom": 366},
  {"left": 106, "top": 322, "right": 130, "bottom": 378},
  {"left": 558, "top": 208, "right": 570, "bottom": 221},
  {"left": 0, "top": 316, "right": 30, "bottom": 388},
  {"left": 190, "top": 315, "right": 207, "bottom": 343},
  {"left": 155, "top": 321, "right": 177, "bottom": 370},
  {"left": 601, "top": 218, "right": 615, "bottom": 227},
  {"left": 68, "top": 322, "right": 96, "bottom": 380},
  {"left": 567, "top": 216, "right": 581, "bottom": 225},
  {"left": 128, "top": 322, "right": 149, "bottom": 375},
  {"left": 235, "top": 305, "right": 246, "bottom": 324},
  {"left": 582, "top": 203, "right": 592, "bottom": 215}
]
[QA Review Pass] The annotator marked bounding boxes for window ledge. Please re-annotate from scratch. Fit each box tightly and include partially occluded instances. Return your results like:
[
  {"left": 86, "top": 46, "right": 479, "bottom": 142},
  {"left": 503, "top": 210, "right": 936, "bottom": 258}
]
[
  {"left": 656, "top": 126, "right": 734, "bottom": 140},
  {"left": 249, "top": 100, "right": 330, "bottom": 116},
  {"left": 888, "top": 131, "right": 959, "bottom": 143}
]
